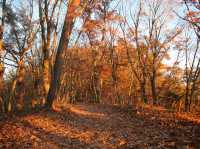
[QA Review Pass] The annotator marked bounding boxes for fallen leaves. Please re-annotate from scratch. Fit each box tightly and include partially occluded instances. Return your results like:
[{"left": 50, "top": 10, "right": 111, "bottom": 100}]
[{"left": 0, "top": 103, "right": 200, "bottom": 149}]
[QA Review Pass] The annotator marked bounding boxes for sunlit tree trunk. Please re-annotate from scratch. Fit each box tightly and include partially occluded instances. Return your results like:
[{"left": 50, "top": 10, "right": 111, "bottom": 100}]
[
  {"left": 38, "top": 0, "right": 50, "bottom": 103},
  {"left": 91, "top": 64, "right": 101, "bottom": 103},
  {"left": 8, "top": 59, "right": 25, "bottom": 112},
  {"left": 15, "top": 60, "right": 25, "bottom": 111},
  {"left": 110, "top": 47, "right": 119, "bottom": 104},
  {"left": 46, "top": 0, "right": 81, "bottom": 109}
]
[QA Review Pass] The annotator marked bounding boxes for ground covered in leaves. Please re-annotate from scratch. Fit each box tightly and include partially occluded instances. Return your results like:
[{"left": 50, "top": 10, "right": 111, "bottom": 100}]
[{"left": 0, "top": 103, "right": 200, "bottom": 149}]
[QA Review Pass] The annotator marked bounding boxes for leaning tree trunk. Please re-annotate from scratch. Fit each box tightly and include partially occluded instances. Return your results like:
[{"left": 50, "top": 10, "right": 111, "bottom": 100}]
[{"left": 46, "top": 0, "right": 80, "bottom": 109}]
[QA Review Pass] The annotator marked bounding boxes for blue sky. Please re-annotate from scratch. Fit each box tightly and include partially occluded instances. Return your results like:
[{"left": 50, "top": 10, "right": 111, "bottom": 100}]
[{"left": 2, "top": 0, "right": 198, "bottom": 75}]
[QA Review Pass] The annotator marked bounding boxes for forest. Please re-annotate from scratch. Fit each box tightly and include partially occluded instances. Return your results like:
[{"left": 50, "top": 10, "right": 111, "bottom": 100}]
[{"left": 0, "top": 0, "right": 200, "bottom": 148}]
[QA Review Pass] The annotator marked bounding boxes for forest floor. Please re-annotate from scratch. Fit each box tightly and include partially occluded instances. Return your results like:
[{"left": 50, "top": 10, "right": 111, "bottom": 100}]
[{"left": 0, "top": 103, "right": 200, "bottom": 149}]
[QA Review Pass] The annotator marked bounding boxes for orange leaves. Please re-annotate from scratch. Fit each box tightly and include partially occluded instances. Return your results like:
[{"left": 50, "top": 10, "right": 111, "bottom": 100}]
[
  {"left": 106, "top": 11, "right": 124, "bottom": 23},
  {"left": 186, "top": 11, "right": 200, "bottom": 23},
  {"left": 72, "top": 0, "right": 81, "bottom": 7},
  {"left": 184, "top": 0, "right": 200, "bottom": 23},
  {"left": 100, "top": 65, "right": 111, "bottom": 80},
  {"left": 1, "top": 103, "right": 200, "bottom": 148},
  {"left": 67, "top": 0, "right": 81, "bottom": 19},
  {"left": 187, "top": 11, "right": 198, "bottom": 17},
  {"left": 83, "top": 19, "right": 103, "bottom": 31}
]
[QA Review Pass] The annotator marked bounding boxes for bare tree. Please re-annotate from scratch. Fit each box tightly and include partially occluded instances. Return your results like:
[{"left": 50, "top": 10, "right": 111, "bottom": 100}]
[
  {"left": 183, "top": 35, "right": 200, "bottom": 112},
  {"left": 182, "top": 0, "right": 200, "bottom": 111},
  {"left": 121, "top": 2, "right": 148, "bottom": 103},
  {"left": 4, "top": 3, "right": 36, "bottom": 112}
]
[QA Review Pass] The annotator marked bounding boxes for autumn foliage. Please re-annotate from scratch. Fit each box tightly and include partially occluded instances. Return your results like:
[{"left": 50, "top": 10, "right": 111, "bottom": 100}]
[
  {"left": 0, "top": 0, "right": 200, "bottom": 148},
  {"left": 0, "top": 0, "right": 199, "bottom": 113}
]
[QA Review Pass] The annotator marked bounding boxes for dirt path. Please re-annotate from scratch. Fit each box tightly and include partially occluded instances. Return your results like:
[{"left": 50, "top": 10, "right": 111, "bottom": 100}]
[{"left": 0, "top": 103, "right": 200, "bottom": 149}]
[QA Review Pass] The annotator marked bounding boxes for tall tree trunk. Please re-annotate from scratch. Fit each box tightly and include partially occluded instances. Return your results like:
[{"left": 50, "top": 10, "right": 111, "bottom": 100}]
[
  {"left": 151, "top": 69, "right": 157, "bottom": 105},
  {"left": 39, "top": 0, "right": 50, "bottom": 102},
  {"left": 188, "top": 60, "right": 200, "bottom": 112},
  {"left": 0, "top": 0, "right": 6, "bottom": 51},
  {"left": 46, "top": 0, "right": 80, "bottom": 109},
  {"left": 185, "top": 46, "right": 190, "bottom": 112},
  {"left": 8, "top": 59, "right": 25, "bottom": 112},
  {"left": 140, "top": 81, "right": 147, "bottom": 104},
  {"left": 185, "top": 80, "right": 190, "bottom": 112},
  {"left": 141, "top": 65, "right": 147, "bottom": 104},
  {"left": 0, "top": 67, "right": 4, "bottom": 112},
  {"left": 0, "top": 0, "right": 6, "bottom": 113},
  {"left": 15, "top": 61, "right": 25, "bottom": 111},
  {"left": 43, "top": 46, "right": 50, "bottom": 99}
]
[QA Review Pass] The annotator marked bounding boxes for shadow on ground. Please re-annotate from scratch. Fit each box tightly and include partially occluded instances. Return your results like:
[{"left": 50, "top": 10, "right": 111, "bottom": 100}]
[{"left": 0, "top": 104, "right": 200, "bottom": 149}]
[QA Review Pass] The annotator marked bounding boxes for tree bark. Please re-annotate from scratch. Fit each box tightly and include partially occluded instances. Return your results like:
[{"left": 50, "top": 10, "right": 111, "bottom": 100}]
[
  {"left": 39, "top": 0, "right": 50, "bottom": 102},
  {"left": 8, "top": 59, "right": 25, "bottom": 112},
  {"left": 151, "top": 69, "right": 157, "bottom": 105},
  {"left": 185, "top": 81, "right": 190, "bottom": 112},
  {"left": 46, "top": 0, "right": 80, "bottom": 109},
  {"left": 185, "top": 46, "right": 190, "bottom": 112},
  {"left": 141, "top": 81, "right": 147, "bottom": 104},
  {"left": 0, "top": 0, "right": 6, "bottom": 113}
]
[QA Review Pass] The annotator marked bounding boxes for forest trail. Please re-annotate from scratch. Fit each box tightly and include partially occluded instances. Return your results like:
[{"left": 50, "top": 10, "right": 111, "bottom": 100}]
[{"left": 0, "top": 103, "right": 200, "bottom": 149}]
